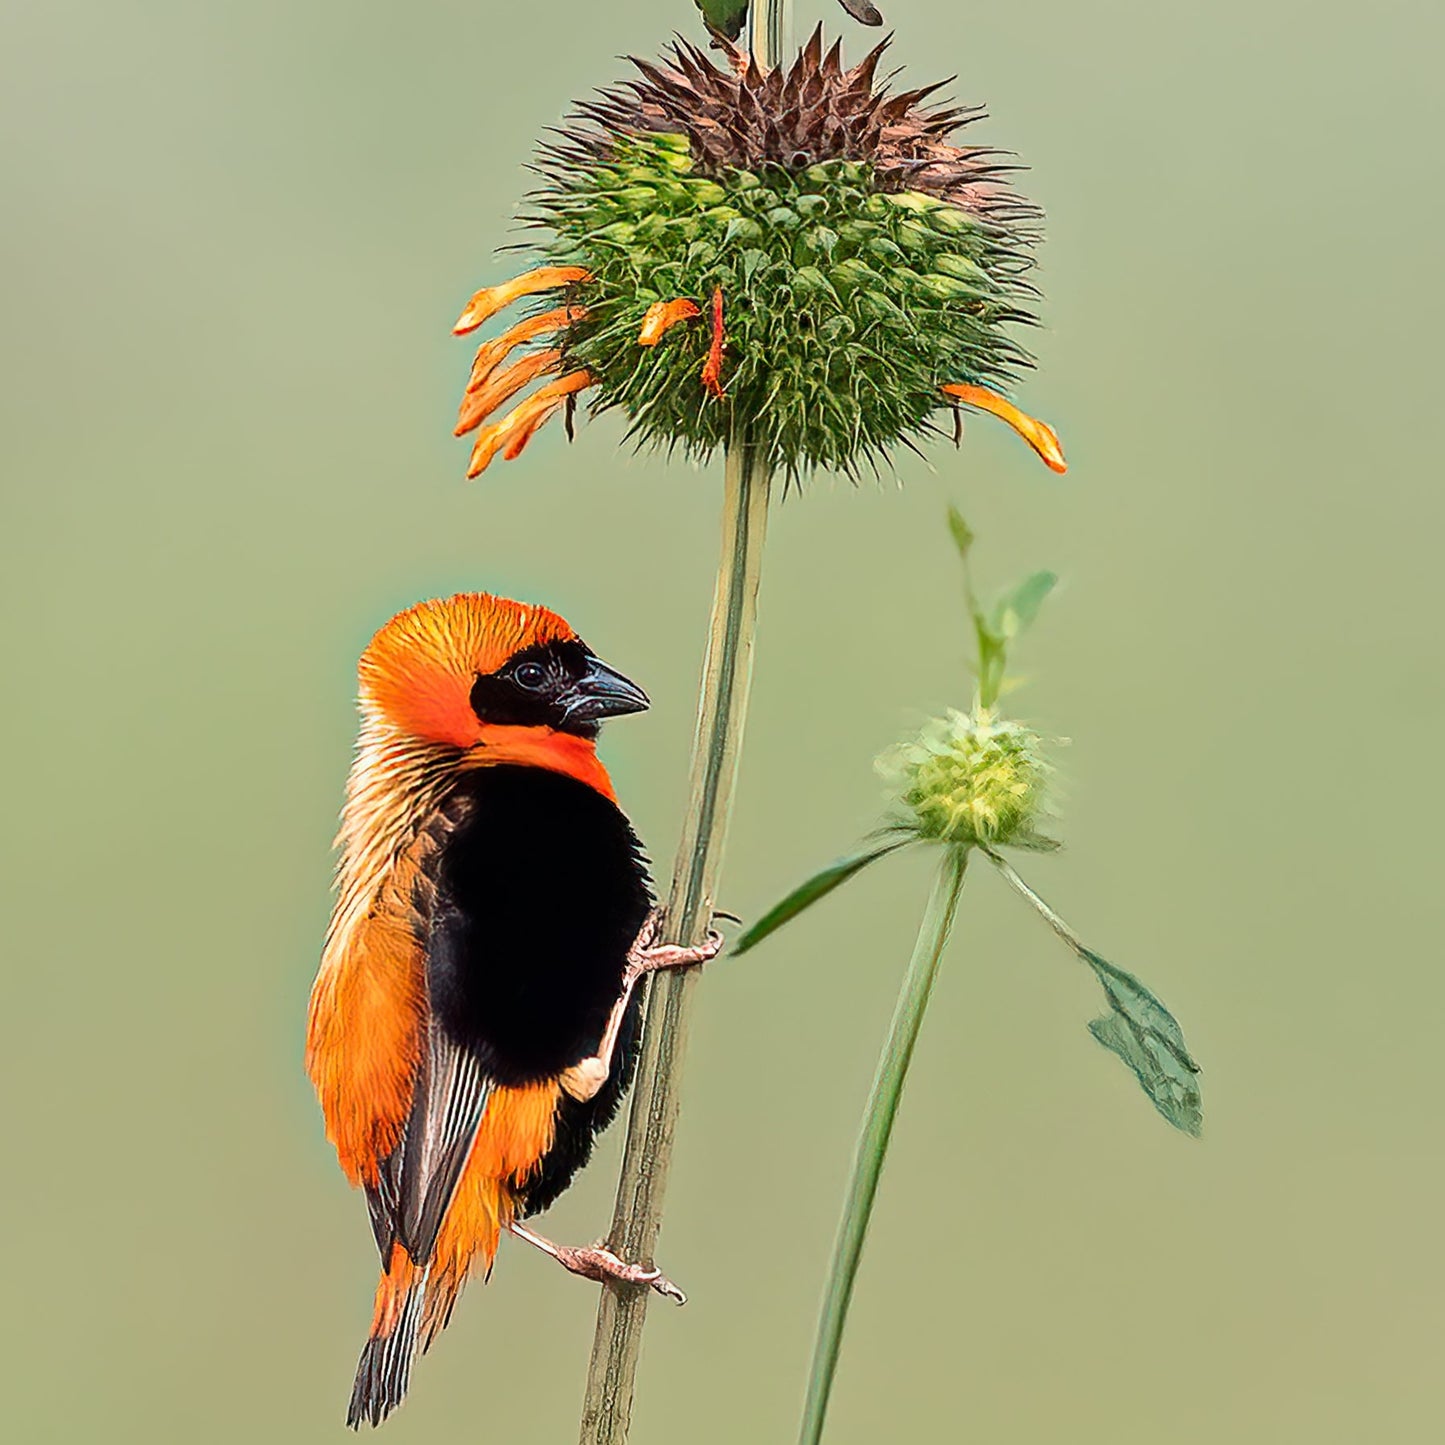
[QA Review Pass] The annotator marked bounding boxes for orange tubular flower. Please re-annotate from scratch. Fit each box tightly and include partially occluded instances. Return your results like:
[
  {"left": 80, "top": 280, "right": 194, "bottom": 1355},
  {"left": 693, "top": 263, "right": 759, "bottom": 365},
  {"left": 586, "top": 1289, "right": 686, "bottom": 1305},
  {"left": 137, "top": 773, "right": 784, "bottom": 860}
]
[
  {"left": 638, "top": 298, "right": 701, "bottom": 346},
  {"left": 454, "top": 349, "right": 562, "bottom": 437},
  {"left": 452, "top": 267, "right": 592, "bottom": 335},
  {"left": 700, "top": 286, "right": 727, "bottom": 400},
  {"left": 467, "top": 372, "right": 595, "bottom": 478},
  {"left": 467, "top": 307, "right": 587, "bottom": 393},
  {"left": 940, "top": 383, "right": 1068, "bottom": 474}
]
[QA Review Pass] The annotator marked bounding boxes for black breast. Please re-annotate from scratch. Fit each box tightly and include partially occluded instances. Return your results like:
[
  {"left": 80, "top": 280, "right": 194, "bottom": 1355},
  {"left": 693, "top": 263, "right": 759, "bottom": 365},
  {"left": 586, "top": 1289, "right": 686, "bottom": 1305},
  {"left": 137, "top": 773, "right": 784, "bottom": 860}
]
[{"left": 425, "top": 763, "right": 653, "bottom": 1088}]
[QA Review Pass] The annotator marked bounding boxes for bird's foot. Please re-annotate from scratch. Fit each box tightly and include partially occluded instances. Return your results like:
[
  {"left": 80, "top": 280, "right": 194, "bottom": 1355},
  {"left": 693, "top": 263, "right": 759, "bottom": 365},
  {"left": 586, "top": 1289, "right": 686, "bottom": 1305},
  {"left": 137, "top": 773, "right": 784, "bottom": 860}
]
[
  {"left": 510, "top": 1223, "right": 686, "bottom": 1304},
  {"left": 626, "top": 907, "right": 724, "bottom": 982}
]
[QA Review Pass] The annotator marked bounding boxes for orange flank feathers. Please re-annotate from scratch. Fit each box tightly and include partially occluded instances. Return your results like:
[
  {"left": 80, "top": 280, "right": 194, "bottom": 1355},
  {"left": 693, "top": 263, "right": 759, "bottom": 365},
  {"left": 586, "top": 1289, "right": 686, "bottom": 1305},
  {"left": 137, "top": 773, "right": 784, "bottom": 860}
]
[
  {"left": 424, "top": 1083, "right": 560, "bottom": 1314},
  {"left": 306, "top": 877, "right": 425, "bottom": 1187},
  {"left": 466, "top": 371, "right": 594, "bottom": 478},
  {"left": 452, "top": 266, "right": 591, "bottom": 334},
  {"left": 638, "top": 297, "right": 700, "bottom": 346},
  {"left": 940, "top": 383, "right": 1068, "bottom": 474}
]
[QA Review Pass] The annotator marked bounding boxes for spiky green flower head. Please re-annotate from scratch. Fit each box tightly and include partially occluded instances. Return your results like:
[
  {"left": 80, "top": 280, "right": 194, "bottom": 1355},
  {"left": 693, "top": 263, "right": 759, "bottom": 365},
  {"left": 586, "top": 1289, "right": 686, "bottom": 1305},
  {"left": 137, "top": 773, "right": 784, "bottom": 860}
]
[
  {"left": 881, "top": 707, "right": 1052, "bottom": 848},
  {"left": 521, "top": 28, "right": 1057, "bottom": 483}
]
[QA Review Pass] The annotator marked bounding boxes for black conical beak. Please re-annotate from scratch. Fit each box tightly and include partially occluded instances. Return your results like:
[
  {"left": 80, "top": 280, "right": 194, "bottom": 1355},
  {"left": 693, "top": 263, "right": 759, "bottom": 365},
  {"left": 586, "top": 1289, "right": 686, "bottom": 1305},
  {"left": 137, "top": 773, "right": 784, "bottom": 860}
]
[{"left": 562, "top": 654, "right": 650, "bottom": 722}]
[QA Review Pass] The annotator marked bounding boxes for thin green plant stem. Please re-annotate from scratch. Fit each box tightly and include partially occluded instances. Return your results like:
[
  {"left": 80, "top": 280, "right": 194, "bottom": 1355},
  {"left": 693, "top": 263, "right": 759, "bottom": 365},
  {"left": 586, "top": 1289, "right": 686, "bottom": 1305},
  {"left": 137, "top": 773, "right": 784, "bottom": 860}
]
[
  {"left": 798, "top": 845, "right": 970, "bottom": 1445},
  {"left": 576, "top": 425, "right": 772, "bottom": 1445},
  {"left": 983, "top": 846, "right": 1086, "bottom": 950}
]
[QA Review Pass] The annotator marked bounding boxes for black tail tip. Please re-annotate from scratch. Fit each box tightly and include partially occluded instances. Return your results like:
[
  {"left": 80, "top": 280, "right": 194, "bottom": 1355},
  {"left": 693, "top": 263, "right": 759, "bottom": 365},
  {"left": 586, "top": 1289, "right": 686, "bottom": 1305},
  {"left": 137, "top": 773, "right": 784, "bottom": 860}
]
[{"left": 346, "top": 1332, "right": 415, "bottom": 1430}]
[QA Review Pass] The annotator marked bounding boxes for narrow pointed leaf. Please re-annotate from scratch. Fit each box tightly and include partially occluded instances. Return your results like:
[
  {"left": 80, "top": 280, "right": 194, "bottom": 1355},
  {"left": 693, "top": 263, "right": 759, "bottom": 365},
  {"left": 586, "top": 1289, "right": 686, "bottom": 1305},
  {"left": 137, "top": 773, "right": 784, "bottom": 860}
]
[
  {"left": 1079, "top": 947, "right": 1203, "bottom": 1136},
  {"left": 946, "top": 504, "right": 975, "bottom": 563},
  {"left": 991, "top": 569, "right": 1058, "bottom": 640},
  {"left": 733, "top": 839, "right": 908, "bottom": 955}
]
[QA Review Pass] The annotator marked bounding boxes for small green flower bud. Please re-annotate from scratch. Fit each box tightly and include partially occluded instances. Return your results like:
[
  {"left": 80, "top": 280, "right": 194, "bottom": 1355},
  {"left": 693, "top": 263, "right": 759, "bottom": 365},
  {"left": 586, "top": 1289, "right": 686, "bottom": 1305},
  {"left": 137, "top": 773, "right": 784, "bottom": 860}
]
[
  {"left": 914, "top": 272, "right": 981, "bottom": 301},
  {"left": 634, "top": 212, "right": 672, "bottom": 240},
  {"left": 882, "top": 709, "right": 1049, "bottom": 847},
  {"left": 791, "top": 265, "right": 838, "bottom": 299},
  {"left": 886, "top": 190, "right": 942, "bottom": 214},
  {"left": 896, "top": 218, "right": 939, "bottom": 247},
  {"left": 925, "top": 205, "right": 975, "bottom": 236},
  {"left": 722, "top": 217, "right": 764, "bottom": 246},
  {"left": 614, "top": 185, "right": 660, "bottom": 211},
  {"left": 933, "top": 254, "right": 995, "bottom": 287},
  {"left": 829, "top": 257, "right": 876, "bottom": 292},
  {"left": 856, "top": 290, "right": 907, "bottom": 323},
  {"left": 799, "top": 225, "right": 839, "bottom": 260},
  {"left": 688, "top": 180, "right": 728, "bottom": 206},
  {"left": 590, "top": 221, "right": 637, "bottom": 246}
]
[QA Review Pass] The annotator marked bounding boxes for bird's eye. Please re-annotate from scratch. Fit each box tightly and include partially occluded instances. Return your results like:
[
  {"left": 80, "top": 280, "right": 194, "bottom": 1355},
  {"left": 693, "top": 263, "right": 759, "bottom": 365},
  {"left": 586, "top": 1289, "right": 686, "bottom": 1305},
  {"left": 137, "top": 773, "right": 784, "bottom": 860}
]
[{"left": 512, "top": 661, "right": 548, "bottom": 691}]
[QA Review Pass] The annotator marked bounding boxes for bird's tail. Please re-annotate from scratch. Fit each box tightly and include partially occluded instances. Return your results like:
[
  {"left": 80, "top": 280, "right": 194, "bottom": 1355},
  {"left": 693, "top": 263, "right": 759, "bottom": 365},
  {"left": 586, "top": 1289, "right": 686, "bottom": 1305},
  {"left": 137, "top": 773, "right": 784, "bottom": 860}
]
[{"left": 347, "top": 1245, "right": 429, "bottom": 1429}]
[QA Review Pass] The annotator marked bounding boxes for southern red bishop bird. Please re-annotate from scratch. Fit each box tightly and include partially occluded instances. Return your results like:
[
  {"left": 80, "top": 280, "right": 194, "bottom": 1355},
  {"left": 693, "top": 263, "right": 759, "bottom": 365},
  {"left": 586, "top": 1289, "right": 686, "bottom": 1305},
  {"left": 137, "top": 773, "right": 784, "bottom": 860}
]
[{"left": 307, "top": 593, "right": 719, "bottom": 1428}]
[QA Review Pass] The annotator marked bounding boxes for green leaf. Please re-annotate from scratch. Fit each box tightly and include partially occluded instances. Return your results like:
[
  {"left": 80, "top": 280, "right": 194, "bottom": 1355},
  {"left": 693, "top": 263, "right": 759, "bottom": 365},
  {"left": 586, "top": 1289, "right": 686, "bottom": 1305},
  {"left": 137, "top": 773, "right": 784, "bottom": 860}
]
[
  {"left": 946, "top": 504, "right": 975, "bottom": 563},
  {"left": 986, "top": 851, "right": 1203, "bottom": 1138},
  {"left": 991, "top": 569, "right": 1058, "bottom": 640},
  {"left": 692, "top": 0, "right": 749, "bottom": 41},
  {"left": 1079, "top": 947, "right": 1203, "bottom": 1137},
  {"left": 732, "top": 839, "right": 908, "bottom": 956}
]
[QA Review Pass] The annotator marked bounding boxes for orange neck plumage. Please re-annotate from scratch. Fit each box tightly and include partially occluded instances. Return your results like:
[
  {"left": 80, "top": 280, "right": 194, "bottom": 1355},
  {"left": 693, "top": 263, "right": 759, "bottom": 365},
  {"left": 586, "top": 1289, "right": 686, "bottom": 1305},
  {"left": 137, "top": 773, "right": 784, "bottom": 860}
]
[{"left": 464, "top": 725, "right": 616, "bottom": 801}]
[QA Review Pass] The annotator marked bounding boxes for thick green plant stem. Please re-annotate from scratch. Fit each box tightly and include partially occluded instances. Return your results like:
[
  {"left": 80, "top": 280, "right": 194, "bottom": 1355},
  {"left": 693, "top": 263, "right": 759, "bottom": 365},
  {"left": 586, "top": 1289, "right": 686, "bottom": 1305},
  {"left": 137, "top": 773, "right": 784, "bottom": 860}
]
[
  {"left": 576, "top": 427, "right": 772, "bottom": 1445},
  {"left": 576, "top": 12, "right": 786, "bottom": 1442},
  {"left": 798, "top": 845, "right": 970, "bottom": 1445},
  {"left": 753, "top": 0, "right": 786, "bottom": 68}
]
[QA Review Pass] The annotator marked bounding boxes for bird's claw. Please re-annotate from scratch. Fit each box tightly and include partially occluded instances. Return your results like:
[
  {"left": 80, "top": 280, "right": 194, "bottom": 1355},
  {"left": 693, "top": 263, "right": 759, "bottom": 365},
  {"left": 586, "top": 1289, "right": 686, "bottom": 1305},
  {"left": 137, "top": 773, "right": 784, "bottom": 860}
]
[
  {"left": 552, "top": 1243, "right": 687, "bottom": 1305},
  {"left": 626, "top": 908, "right": 725, "bottom": 978}
]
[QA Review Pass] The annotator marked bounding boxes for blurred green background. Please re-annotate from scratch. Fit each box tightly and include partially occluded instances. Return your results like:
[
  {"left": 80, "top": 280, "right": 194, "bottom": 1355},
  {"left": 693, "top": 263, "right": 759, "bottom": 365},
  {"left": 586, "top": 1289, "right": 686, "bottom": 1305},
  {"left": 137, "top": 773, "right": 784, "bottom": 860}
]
[{"left": 5, "top": 0, "right": 1443, "bottom": 1441}]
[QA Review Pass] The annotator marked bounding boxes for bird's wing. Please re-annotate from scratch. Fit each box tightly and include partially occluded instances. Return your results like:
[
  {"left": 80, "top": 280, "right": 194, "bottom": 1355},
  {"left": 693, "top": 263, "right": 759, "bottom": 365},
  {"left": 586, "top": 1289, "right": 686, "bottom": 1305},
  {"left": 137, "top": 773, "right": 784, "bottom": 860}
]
[
  {"left": 391, "top": 1011, "right": 493, "bottom": 1263},
  {"left": 364, "top": 796, "right": 494, "bottom": 1267}
]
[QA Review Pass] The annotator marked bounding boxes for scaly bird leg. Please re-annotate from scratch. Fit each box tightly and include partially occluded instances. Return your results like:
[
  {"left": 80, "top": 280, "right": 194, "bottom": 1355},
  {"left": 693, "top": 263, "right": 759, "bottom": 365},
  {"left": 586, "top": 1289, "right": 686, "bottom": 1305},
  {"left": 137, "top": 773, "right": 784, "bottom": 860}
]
[
  {"left": 508, "top": 1221, "right": 688, "bottom": 1304},
  {"left": 558, "top": 907, "right": 724, "bottom": 1104}
]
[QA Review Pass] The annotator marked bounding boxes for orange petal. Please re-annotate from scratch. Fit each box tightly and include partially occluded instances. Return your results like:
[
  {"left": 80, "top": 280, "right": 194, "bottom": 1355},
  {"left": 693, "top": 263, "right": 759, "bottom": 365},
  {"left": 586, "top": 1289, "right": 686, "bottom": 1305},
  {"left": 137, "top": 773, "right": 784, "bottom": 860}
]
[
  {"left": 638, "top": 298, "right": 701, "bottom": 346},
  {"left": 466, "top": 306, "right": 586, "bottom": 393},
  {"left": 700, "top": 286, "right": 727, "bottom": 399},
  {"left": 466, "top": 372, "right": 594, "bottom": 478},
  {"left": 501, "top": 372, "right": 594, "bottom": 461},
  {"left": 452, "top": 267, "right": 592, "bottom": 335},
  {"left": 454, "top": 349, "right": 561, "bottom": 436},
  {"left": 940, "top": 383, "right": 1068, "bottom": 474}
]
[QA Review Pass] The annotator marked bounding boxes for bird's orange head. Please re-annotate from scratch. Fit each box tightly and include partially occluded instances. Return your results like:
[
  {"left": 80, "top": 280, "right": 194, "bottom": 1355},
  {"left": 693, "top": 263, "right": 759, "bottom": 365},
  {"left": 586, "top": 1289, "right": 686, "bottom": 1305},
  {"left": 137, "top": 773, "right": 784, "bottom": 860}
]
[{"left": 357, "top": 593, "right": 647, "bottom": 792}]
